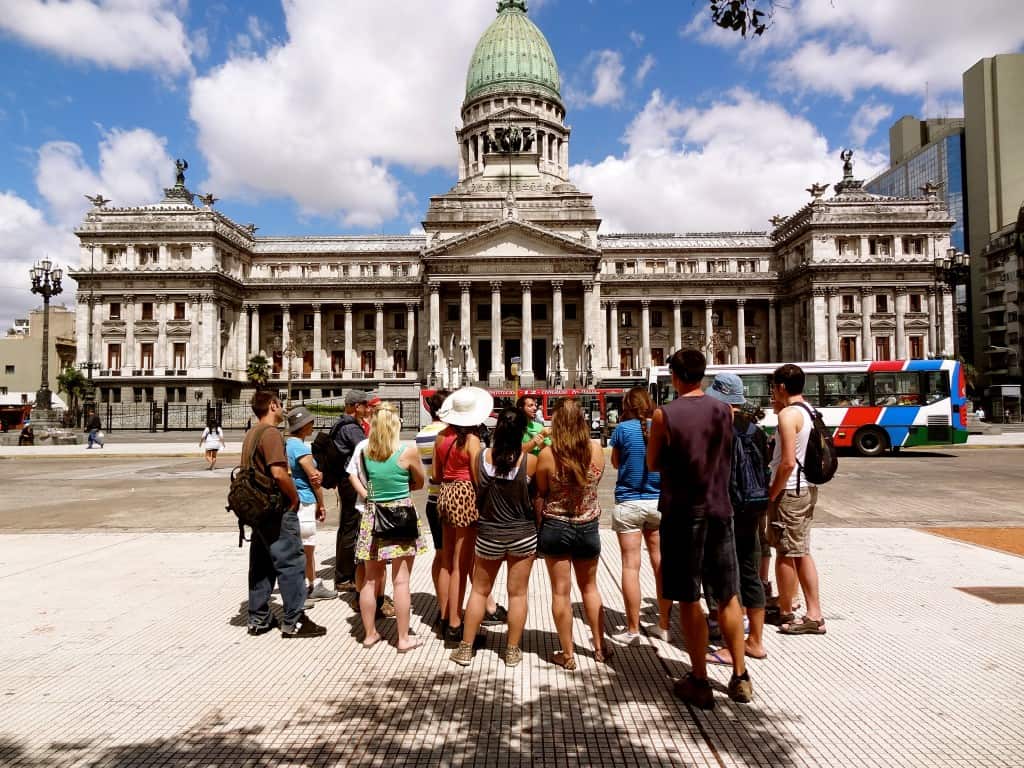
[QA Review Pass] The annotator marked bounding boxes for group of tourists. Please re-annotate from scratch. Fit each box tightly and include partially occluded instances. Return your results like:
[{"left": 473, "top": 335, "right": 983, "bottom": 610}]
[{"left": 237, "top": 349, "right": 826, "bottom": 710}]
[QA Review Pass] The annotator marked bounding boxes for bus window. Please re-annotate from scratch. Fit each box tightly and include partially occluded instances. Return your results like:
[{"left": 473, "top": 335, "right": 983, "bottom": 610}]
[
  {"left": 546, "top": 395, "right": 564, "bottom": 418},
  {"left": 605, "top": 393, "right": 624, "bottom": 426},
  {"left": 923, "top": 372, "right": 950, "bottom": 404},
  {"left": 803, "top": 374, "right": 823, "bottom": 404},
  {"left": 822, "top": 373, "right": 869, "bottom": 407},
  {"left": 740, "top": 374, "right": 773, "bottom": 408},
  {"left": 871, "top": 372, "right": 922, "bottom": 406},
  {"left": 493, "top": 395, "right": 515, "bottom": 413}
]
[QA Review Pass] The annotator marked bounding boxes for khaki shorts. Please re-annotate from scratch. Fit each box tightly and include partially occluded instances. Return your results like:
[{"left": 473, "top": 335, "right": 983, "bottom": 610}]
[
  {"left": 768, "top": 487, "right": 817, "bottom": 557},
  {"left": 611, "top": 499, "right": 661, "bottom": 534}
]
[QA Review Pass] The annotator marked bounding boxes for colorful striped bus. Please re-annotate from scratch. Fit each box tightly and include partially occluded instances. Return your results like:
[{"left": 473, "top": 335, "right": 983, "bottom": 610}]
[{"left": 649, "top": 360, "right": 968, "bottom": 456}]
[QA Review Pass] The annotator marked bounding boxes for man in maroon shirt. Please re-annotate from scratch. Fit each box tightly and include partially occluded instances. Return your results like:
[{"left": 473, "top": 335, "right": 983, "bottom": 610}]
[{"left": 648, "top": 349, "right": 752, "bottom": 708}]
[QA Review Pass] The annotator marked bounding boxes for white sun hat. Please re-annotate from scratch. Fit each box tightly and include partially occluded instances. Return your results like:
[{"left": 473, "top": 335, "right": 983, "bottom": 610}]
[{"left": 438, "top": 387, "right": 494, "bottom": 427}]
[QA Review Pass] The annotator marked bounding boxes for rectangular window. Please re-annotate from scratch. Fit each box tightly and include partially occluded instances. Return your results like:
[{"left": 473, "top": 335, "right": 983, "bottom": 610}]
[
  {"left": 615, "top": 261, "right": 625, "bottom": 275},
  {"left": 565, "top": 303, "right": 577, "bottom": 320},
  {"left": 476, "top": 304, "right": 491, "bottom": 322},
  {"left": 875, "top": 295, "right": 889, "bottom": 313},
  {"left": 841, "top": 294, "right": 854, "bottom": 314},
  {"left": 133, "top": 387, "right": 144, "bottom": 404},
  {"left": 107, "top": 344, "right": 122, "bottom": 370},
  {"left": 874, "top": 336, "right": 892, "bottom": 360},
  {"left": 332, "top": 313, "right": 344, "bottom": 331},
  {"left": 303, "top": 314, "right": 314, "bottom": 331},
  {"left": 822, "top": 373, "right": 869, "bottom": 407},
  {"left": 273, "top": 314, "right": 284, "bottom": 331},
  {"left": 172, "top": 343, "right": 187, "bottom": 369},
  {"left": 4, "top": 365, "right": 14, "bottom": 375},
  {"left": 840, "top": 336, "right": 857, "bottom": 362},
  {"left": 651, "top": 348, "right": 665, "bottom": 366},
  {"left": 393, "top": 350, "right": 407, "bottom": 375},
  {"left": 394, "top": 312, "right": 406, "bottom": 330},
  {"left": 331, "top": 351, "right": 345, "bottom": 374},
  {"left": 532, "top": 303, "right": 547, "bottom": 321},
  {"left": 446, "top": 304, "right": 460, "bottom": 322},
  {"left": 361, "top": 350, "right": 376, "bottom": 373},
  {"left": 174, "top": 302, "right": 186, "bottom": 320},
  {"left": 682, "top": 310, "right": 693, "bottom": 327},
  {"left": 141, "top": 302, "right": 153, "bottom": 320},
  {"left": 909, "top": 336, "right": 924, "bottom": 359},
  {"left": 909, "top": 294, "right": 923, "bottom": 313},
  {"left": 872, "top": 371, "right": 922, "bottom": 406},
  {"left": 620, "top": 311, "right": 633, "bottom": 328},
  {"left": 651, "top": 310, "right": 664, "bottom": 328},
  {"left": 363, "top": 313, "right": 374, "bottom": 331},
  {"left": 501, "top": 303, "right": 522, "bottom": 320},
  {"left": 140, "top": 343, "right": 154, "bottom": 369},
  {"left": 902, "top": 237, "right": 924, "bottom": 255},
  {"left": 109, "top": 302, "right": 121, "bottom": 320}
]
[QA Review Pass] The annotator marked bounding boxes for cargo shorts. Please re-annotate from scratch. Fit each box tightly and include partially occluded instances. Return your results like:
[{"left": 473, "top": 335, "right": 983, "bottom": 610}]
[{"left": 768, "top": 487, "right": 818, "bottom": 557}]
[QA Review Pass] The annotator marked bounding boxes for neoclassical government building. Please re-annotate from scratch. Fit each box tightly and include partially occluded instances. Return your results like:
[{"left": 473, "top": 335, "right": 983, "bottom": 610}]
[{"left": 71, "top": 0, "right": 957, "bottom": 405}]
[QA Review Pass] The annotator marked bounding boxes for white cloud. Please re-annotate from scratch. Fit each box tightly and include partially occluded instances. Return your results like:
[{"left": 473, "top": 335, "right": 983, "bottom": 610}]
[
  {"left": 566, "top": 50, "right": 626, "bottom": 108},
  {"left": 571, "top": 89, "right": 887, "bottom": 233},
  {"left": 634, "top": 54, "right": 655, "bottom": 86},
  {"left": 189, "top": 1, "right": 494, "bottom": 229},
  {"left": 848, "top": 101, "right": 893, "bottom": 146},
  {"left": 629, "top": 30, "right": 644, "bottom": 47},
  {"left": 0, "top": 0, "right": 193, "bottom": 75}
]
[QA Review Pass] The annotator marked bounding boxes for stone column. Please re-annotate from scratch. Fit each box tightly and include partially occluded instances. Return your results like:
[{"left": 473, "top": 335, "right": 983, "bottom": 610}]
[
  {"left": 736, "top": 298, "right": 747, "bottom": 365},
  {"left": 156, "top": 295, "right": 167, "bottom": 369},
  {"left": 206, "top": 295, "right": 220, "bottom": 371},
  {"left": 704, "top": 299, "right": 714, "bottom": 358},
  {"left": 459, "top": 281, "right": 474, "bottom": 381},
  {"left": 281, "top": 304, "right": 291, "bottom": 379},
  {"left": 189, "top": 295, "right": 201, "bottom": 371},
  {"left": 608, "top": 301, "right": 619, "bottom": 373},
  {"left": 124, "top": 295, "right": 135, "bottom": 370},
  {"left": 672, "top": 299, "right": 682, "bottom": 353},
  {"left": 860, "top": 288, "right": 873, "bottom": 361},
  {"left": 374, "top": 303, "right": 385, "bottom": 376},
  {"left": 894, "top": 288, "right": 907, "bottom": 359},
  {"left": 428, "top": 283, "right": 440, "bottom": 345},
  {"left": 640, "top": 299, "right": 651, "bottom": 371},
  {"left": 552, "top": 280, "right": 564, "bottom": 382},
  {"left": 779, "top": 302, "right": 793, "bottom": 360},
  {"left": 812, "top": 288, "right": 828, "bottom": 361},
  {"left": 312, "top": 303, "right": 323, "bottom": 379},
  {"left": 940, "top": 286, "right": 955, "bottom": 356},
  {"left": 75, "top": 295, "right": 90, "bottom": 366},
  {"left": 490, "top": 282, "right": 503, "bottom": 386},
  {"left": 768, "top": 299, "right": 777, "bottom": 362},
  {"left": 343, "top": 303, "right": 354, "bottom": 377},
  {"left": 926, "top": 287, "right": 937, "bottom": 357},
  {"left": 406, "top": 302, "right": 417, "bottom": 376},
  {"left": 249, "top": 304, "right": 260, "bottom": 358},
  {"left": 521, "top": 281, "right": 534, "bottom": 385},
  {"left": 582, "top": 280, "right": 601, "bottom": 375},
  {"left": 827, "top": 288, "right": 840, "bottom": 361}
]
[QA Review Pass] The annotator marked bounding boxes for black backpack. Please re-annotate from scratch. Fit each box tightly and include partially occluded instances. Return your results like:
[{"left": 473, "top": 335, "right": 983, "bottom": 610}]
[
  {"left": 729, "top": 420, "right": 771, "bottom": 517},
  {"left": 226, "top": 424, "right": 284, "bottom": 547},
  {"left": 312, "top": 431, "right": 342, "bottom": 490},
  {"left": 793, "top": 402, "right": 838, "bottom": 488}
]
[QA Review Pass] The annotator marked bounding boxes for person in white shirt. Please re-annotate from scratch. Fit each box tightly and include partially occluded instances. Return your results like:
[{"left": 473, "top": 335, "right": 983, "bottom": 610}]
[{"left": 199, "top": 419, "right": 225, "bottom": 471}]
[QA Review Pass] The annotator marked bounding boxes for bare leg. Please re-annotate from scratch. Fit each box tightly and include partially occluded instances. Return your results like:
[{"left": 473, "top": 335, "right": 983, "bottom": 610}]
[
  {"left": 574, "top": 558, "right": 607, "bottom": 659},
  {"left": 715, "top": 594, "right": 747, "bottom": 678},
  {"left": 359, "top": 560, "right": 383, "bottom": 645},
  {"left": 545, "top": 557, "right": 575, "bottom": 661},
  {"left": 776, "top": 556, "right": 799, "bottom": 615},
  {"left": 439, "top": 524, "right": 456, "bottom": 623},
  {"left": 391, "top": 556, "right": 419, "bottom": 650},
  {"left": 679, "top": 600, "right": 710, "bottom": 679},
  {"left": 447, "top": 527, "right": 476, "bottom": 631},
  {"left": 432, "top": 548, "right": 447, "bottom": 622},
  {"left": 746, "top": 607, "right": 766, "bottom": 657},
  {"left": 303, "top": 545, "right": 315, "bottom": 585},
  {"left": 643, "top": 528, "right": 672, "bottom": 633},
  {"left": 460, "top": 558, "right": 499, "bottom": 643},
  {"left": 795, "top": 554, "right": 823, "bottom": 621},
  {"left": 505, "top": 555, "right": 534, "bottom": 649},
  {"left": 617, "top": 531, "right": 643, "bottom": 634}
]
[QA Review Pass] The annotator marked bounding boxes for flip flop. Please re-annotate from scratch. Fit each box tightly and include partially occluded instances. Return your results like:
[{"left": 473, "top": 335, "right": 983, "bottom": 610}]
[
  {"left": 705, "top": 648, "right": 732, "bottom": 666},
  {"left": 780, "top": 616, "right": 826, "bottom": 635},
  {"left": 397, "top": 638, "right": 423, "bottom": 653},
  {"left": 552, "top": 651, "right": 577, "bottom": 671},
  {"left": 745, "top": 649, "right": 769, "bottom": 660},
  {"left": 362, "top": 634, "right": 383, "bottom": 649}
]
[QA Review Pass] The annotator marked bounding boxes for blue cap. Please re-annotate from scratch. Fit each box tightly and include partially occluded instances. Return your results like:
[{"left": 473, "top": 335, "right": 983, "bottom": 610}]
[{"left": 706, "top": 372, "right": 746, "bottom": 406}]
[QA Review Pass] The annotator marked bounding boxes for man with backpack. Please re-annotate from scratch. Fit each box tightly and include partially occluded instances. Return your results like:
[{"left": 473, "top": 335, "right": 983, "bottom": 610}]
[
  {"left": 704, "top": 372, "right": 770, "bottom": 664},
  {"left": 768, "top": 363, "right": 827, "bottom": 636},
  {"left": 330, "top": 390, "right": 371, "bottom": 594}
]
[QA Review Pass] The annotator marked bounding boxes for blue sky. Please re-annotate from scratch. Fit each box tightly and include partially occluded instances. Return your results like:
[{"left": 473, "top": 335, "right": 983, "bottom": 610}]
[{"left": 1, "top": 0, "right": 1022, "bottom": 328}]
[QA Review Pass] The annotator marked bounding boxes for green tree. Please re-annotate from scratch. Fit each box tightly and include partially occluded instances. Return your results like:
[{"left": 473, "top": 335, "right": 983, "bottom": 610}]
[
  {"left": 709, "top": 0, "right": 772, "bottom": 38},
  {"left": 247, "top": 355, "right": 271, "bottom": 388},
  {"left": 56, "top": 366, "right": 90, "bottom": 426}
]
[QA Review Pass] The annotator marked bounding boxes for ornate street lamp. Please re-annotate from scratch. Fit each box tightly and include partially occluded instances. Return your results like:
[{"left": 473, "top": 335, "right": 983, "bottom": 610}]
[
  {"left": 30, "top": 258, "right": 63, "bottom": 412},
  {"left": 273, "top": 320, "right": 299, "bottom": 409},
  {"left": 552, "top": 341, "right": 564, "bottom": 388},
  {"left": 427, "top": 340, "right": 439, "bottom": 387},
  {"left": 460, "top": 340, "right": 471, "bottom": 387},
  {"left": 935, "top": 247, "right": 971, "bottom": 358},
  {"left": 583, "top": 336, "right": 595, "bottom": 387},
  {"left": 79, "top": 246, "right": 100, "bottom": 408}
]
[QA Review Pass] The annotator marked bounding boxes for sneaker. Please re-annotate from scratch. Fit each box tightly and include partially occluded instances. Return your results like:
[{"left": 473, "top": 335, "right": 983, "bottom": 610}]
[
  {"left": 504, "top": 645, "right": 523, "bottom": 667},
  {"left": 649, "top": 625, "right": 670, "bottom": 643},
  {"left": 673, "top": 673, "right": 715, "bottom": 710},
  {"left": 247, "top": 616, "right": 280, "bottom": 636},
  {"left": 450, "top": 641, "right": 474, "bottom": 666},
  {"left": 282, "top": 613, "right": 327, "bottom": 638},
  {"left": 481, "top": 604, "right": 509, "bottom": 626},
  {"left": 728, "top": 672, "right": 754, "bottom": 703},
  {"left": 307, "top": 583, "right": 338, "bottom": 602},
  {"left": 445, "top": 623, "right": 464, "bottom": 643},
  {"left": 335, "top": 580, "right": 357, "bottom": 593},
  {"left": 379, "top": 595, "right": 396, "bottom": 619},
  {"left": 611, "top": 631, "right": 641, "bottom": 646}
]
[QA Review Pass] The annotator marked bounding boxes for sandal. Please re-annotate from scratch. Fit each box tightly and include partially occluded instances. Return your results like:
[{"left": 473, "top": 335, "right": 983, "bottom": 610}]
[
  {"left": 552, "top": 651, "right": 577, "bottom": 671},
  {"left": 780, "top": 615, "right": 826, "bottom": 635},
  {"left": 594, "top": 646, "right": 614, "bottom": 663},
  {"left": 766, "top": 610, "right": 795, "bottom": 627},
  {"left": 705, "top": 647, "right": 732, "bottom": 666}
]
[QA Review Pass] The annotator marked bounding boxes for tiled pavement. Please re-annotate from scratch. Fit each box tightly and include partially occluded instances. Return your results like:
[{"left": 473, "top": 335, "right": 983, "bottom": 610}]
[{"left": 1, "top": 528, "right": 1022, "bottom": 767}]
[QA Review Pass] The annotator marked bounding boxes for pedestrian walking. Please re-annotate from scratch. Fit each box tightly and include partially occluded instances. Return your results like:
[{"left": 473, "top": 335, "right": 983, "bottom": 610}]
[
  {"left": 200, "top": 418, "right": 225, "bottom": 470},
  {"left": 86, "top": 412, "right": 103, "bottom": 449},
  {"left": 535, "top": 398, "right": 611, "bottom": 669}
]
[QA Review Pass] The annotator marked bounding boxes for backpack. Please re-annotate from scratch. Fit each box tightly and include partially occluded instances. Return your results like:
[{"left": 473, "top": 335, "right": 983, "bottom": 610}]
[
  {"left": 793, "top": 402, "right": 839, "bottom": 488},
  {"left": 730, "top": 420, "right": 771, "bottom": 517},
  {"left": 312, "top": 431, "right": 342, "bottom": 490},
  {"left": 226, "top": 424, "right": 284, "bottom": 547}
]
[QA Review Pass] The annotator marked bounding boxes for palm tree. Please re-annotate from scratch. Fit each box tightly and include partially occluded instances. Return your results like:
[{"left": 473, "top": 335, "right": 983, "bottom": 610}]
[
  {"left": 247, "top": 355, "right": 271, "bottom": 389},
  {"left": 56, "top": 366, "right": 89, "bottom": 426}
]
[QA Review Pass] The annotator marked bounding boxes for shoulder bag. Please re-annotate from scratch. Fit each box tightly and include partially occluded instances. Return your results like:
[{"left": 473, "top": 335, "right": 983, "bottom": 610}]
[{"left": 362, "top": 450, "right": 419, "bottom": 541}]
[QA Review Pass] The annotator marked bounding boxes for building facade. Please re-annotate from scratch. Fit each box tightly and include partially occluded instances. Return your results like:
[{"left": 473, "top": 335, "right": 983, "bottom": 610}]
[
  {"left": 69, "top": 0, "right": 957, "bottom": 406},
  {"left": 0, "top": 305, "right": 76, "bottom": 399},
  {"left": 978, "top": 221, "right": 1023, "bottom": 382}
]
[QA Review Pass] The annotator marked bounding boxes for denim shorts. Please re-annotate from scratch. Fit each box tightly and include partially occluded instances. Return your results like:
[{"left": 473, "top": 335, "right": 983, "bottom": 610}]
[
  {"left": 611, "top": 498, "right": 661, "bottom": 534},
  {"left": 537, "top": 517, "right": 601, "bottom": 561}
]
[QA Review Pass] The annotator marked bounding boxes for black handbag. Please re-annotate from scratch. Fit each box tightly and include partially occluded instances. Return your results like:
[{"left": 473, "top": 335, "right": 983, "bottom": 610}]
[{"left": 361, "top": 452, "right": 419, "bottom": 541}]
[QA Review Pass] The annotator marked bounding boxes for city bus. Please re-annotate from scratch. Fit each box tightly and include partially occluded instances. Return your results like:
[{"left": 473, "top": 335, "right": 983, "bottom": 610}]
[{"left": 649, "top": 360, "right": 968, "bottom": 456}]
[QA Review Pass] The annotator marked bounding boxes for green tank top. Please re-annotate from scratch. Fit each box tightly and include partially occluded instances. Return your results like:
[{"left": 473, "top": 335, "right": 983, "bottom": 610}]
[{"left": 365, "top": 449, "right": 411, "bottom": 502}]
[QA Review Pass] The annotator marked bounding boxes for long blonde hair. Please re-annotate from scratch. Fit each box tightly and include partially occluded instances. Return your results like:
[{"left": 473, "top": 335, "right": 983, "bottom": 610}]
[
  {"left": 366, "top": 403, "right": 401, "bottom": 461},
  {"left": 550, "top": 398, "right": 591, "bottom": 487}
]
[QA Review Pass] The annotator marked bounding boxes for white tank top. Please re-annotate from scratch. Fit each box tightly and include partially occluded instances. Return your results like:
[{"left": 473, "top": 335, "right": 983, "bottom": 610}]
[{"left": 770, "top": 404, "right": 814, "bottom": 491}]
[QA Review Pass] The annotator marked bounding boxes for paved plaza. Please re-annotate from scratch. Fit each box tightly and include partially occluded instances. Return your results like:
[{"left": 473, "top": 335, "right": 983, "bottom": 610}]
[{"left": 1, "top": 449, "right": 1022, "bottom": 766}]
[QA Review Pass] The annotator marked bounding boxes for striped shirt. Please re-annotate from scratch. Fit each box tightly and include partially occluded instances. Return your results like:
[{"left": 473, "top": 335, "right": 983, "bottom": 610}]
[{"left": 416, "top": 421, "right": 447, "bottom": 498}]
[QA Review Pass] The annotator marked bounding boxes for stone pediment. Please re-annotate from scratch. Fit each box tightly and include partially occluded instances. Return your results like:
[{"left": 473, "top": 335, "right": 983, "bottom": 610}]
[
  {"left": 486, "top": 106, "right": 541, "bottom": 123},
  {"left": 424, "top": 218, "right": 600, "bottom": 260}
]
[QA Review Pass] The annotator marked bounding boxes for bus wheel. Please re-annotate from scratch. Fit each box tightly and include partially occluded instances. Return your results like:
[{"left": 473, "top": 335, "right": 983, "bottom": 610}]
[{"left": 854, "top": 427, "right": 888, "bottom": 457}]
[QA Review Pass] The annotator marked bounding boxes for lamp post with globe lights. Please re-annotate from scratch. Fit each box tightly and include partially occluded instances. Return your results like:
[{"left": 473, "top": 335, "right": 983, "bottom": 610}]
[
  {"left": 29, "top": 258, "right": 63, "bottom": 412},
  {"left": 935, "top": 247, "right": 971, "bottom": 359}
]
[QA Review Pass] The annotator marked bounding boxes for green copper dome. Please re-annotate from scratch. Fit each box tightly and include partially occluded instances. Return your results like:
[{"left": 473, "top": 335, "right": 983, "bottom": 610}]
[{"left": 465, "top": 1, "right": 561, "bottom": 107}]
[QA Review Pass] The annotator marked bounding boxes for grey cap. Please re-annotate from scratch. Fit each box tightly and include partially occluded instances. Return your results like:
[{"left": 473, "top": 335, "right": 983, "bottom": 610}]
[
  {"left": 286, "top": 406, "right": 315, "bottom": 434},
  {"left": 344, "top": 389, "right": 371, "bottom": 406},
  {"left": 706, "top": 372, "right": 746, "bottom": 406}
]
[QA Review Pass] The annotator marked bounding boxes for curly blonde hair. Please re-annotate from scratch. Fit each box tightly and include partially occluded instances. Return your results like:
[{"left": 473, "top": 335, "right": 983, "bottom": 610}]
[{"left": 366, "top": 402, "right": 401, "bottom": 461}]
